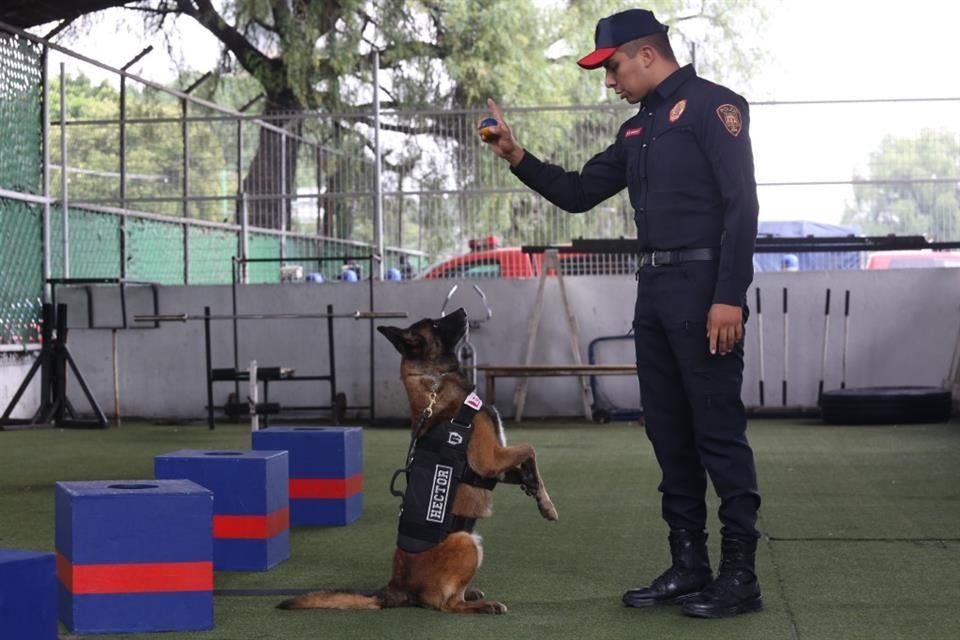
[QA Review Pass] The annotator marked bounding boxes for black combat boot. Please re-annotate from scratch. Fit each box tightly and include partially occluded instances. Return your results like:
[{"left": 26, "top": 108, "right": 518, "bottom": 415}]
[
  {"left": 622, "top": 529, "right": 712, "bottom": 608},
  {"left": 681, "top": 535, "right": 763, "bottom": 618}
]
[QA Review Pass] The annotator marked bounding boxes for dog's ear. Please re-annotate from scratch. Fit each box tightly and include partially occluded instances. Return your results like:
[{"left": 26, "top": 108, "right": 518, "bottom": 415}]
[
  {"left": 377, "top": 325, "right": 422, "bottom": 356},
  {"left": 377, "top": 326, "right": 406, "bottom": 354}
]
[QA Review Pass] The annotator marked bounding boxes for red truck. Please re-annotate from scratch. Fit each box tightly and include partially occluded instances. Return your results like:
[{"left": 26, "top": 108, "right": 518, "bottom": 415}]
[
  {"left": 420, "top": 236, "right": 634, "bottom": 279},
  {"left": 866, "top": 250, "right": 960, "bottom": 269}
]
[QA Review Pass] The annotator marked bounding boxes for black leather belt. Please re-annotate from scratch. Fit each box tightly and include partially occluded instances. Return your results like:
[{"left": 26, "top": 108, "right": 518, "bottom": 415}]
[{"left": 638, "top": 248, "right": 718, "bottom": 268}]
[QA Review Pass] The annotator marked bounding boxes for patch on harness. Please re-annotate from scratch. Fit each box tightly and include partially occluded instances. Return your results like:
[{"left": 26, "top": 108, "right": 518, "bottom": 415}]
[
  {"left": 426, "top": 465, "right": 454, "bottom": 523},
  {"left": 464, "top": 392, "right": 482, "bottom": 411}
]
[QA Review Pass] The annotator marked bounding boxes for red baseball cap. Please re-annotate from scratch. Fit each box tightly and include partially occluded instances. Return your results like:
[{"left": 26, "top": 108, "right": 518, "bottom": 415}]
[{"left": 577, "top": 9, "right": 669, "bottom": 70}]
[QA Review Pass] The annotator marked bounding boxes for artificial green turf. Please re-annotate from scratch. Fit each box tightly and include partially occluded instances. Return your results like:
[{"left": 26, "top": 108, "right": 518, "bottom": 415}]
[{"left": 1, "top": 419, "right": 958, "bottom": 639}]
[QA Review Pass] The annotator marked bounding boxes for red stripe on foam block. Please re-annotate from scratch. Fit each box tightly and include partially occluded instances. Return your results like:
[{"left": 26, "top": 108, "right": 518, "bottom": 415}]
[
  {"left": 56, "top": 552, "right": 212, "bottom": 594},
  {"left": 289, "top": 473, "right": 363, "bottom": 499},
  {"left": 213, "top": 506, "right": 289, "bottom": 539}
]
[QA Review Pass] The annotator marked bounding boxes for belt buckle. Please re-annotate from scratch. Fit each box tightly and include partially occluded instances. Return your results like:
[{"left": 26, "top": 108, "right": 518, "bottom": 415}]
[{"left": 649, "top": 252, "right": 658, "bottom": 267}]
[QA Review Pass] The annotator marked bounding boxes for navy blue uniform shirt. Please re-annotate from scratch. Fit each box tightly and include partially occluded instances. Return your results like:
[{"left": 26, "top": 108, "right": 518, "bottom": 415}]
[{"left": 511, "top": 64, "right": 759, "bottom": 305}]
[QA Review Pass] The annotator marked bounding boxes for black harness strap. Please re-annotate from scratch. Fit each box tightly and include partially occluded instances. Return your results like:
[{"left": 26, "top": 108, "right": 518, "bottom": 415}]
[{"left": 393, "top": 389, "right": 498, "bottom": 553}]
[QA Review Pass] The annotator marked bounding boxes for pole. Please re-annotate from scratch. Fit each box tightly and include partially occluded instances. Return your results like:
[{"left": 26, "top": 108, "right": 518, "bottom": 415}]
[
  {"left": 249, "top": 359, "right": 259, "bottom": 432},
  {"left": 326, "top": 303, "right": 337, "bottom": 419},
  {"left": 119, "top": 72, "right": 127, "bottom": 278},
  {"left": 372, "top": 50, "right": 385, "bottom": 280},
  {"left": 41, "top": 46, "right": 51, "bottom": 302},
  {"left": 782, "top": 287, "right": 789, "bottom": 406},
  {"left": 239, "top": 194, "right": 249, "bottom": 284},
  {"left": 818, "top": 289, "right": 831, "bottom": 404},
  {"left": 841, "top": 290, "right": 851, "bottom": 389},
  {"left": 112, "top": 328, "right": 121, "bottom": 427},
  {"left": 280, "top": 134, "right": 287, "bottom": 260},
  {"left": 205, "top": 306, "right": 215, "bottom": 429},
  {"left": 118, "top": 47, "right": 153, "bottom": 280},
  {"left": 368, "top": 254, "right": 376, "bottom": 420},
  {"left": 59, "top": 62, "right": 69, "bottom": 279},
  {"left": 756, "top": 287, "right": 764, "bottom": 406},
  {"left": 181, "top": 95, "right": 190, "bottom": 283}
]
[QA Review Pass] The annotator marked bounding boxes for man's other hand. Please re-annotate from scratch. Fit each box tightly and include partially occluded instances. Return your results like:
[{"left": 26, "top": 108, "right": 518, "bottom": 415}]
[{"left": 707, "top": 303, "right": 743, "bottom": 355}]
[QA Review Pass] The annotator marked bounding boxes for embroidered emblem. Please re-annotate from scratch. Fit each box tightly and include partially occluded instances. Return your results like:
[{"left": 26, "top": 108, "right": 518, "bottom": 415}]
[
  {"left": 624, "top": 127, "right": 643, "bottom": 138},
  {"left": 464, "top": 392, "right": 482, "bottom": 411},
  {"left": 426, "top": 465, "right": 454, "bottom": 523},
  {"left": 669, "top": 99, "right": 687, "bottom": 123},
  {"left": 716, "top": 104, "right": 742, "bottom": 136}
]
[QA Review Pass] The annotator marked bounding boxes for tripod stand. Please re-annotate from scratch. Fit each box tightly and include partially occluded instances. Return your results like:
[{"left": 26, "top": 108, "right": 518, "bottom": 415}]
[{"left": 1, "top": 303, "right": 108, "bottom": 429}]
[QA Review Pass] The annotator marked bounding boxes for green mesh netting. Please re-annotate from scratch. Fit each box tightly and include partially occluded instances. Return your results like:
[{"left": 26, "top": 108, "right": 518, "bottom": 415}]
[
  {"left": 0, "top": 35, "right": 43, "bottom": 343},
  {"left": 284, "top": 236, "right": 319, "bottom": 277},
  {"left": 0, "top": 198, "right": 43, "bottom": 344},
  {"left": 0, "top": 34, "right": 42, "bottom": 193},
  {"left": 49, "top": 206, "right": 122, "bottom": 279},
  {"left": 188, "top": 226, "right": 236, "bottom": 284},
  {"left": 126, "top": 217, "right": 185, "bottom": 284},
  {"left": 246, "top": 233, "right": 281, "bottom": 283}
]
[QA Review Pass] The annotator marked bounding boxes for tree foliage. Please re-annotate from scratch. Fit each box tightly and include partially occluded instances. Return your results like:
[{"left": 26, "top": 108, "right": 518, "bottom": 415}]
[
  {"left": 53, "top": 0, "right": 769, "bottom": 256},
  {"left": 844, "top": 130, "right": 960, "bottom": 240},
  {"left": 48, "top": 73, "right": 247, "bottom": 220}
]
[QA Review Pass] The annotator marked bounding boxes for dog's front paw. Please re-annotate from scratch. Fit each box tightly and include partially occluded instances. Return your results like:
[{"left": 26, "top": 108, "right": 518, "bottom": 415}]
[
  {"left": 482, "top": 601, "right": 508, "bottom": 615},
  {"left": 539, "top": 498, "right": 559, "bottom": 522}
]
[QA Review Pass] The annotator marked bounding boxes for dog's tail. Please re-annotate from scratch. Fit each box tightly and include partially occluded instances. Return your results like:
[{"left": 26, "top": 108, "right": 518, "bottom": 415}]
[{"left": 277, "top": 588, "right": 405, "bottom": 610}]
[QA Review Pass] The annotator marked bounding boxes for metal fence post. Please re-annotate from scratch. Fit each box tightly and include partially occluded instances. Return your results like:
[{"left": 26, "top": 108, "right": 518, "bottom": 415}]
[
  {"left": 118, "top": 47, "right": 152, "bottom": 280},
  {"left": 59, "top": 62, "right": 69, "bottom": 278},
  {"left": 372, "top": 50, "right": 384, "bottom": 279},
  {"left": 41, "top": 45, "right": 51, "bottom": 302},
  {"left": 180, "top": 94, "right": 190, "bottom": 283},
  {"left": 280, "top": 133, "right": 287, "bottom": 260},
  {"left": 119, "top": 69, "right": 128, "bottom": 278},
  {"left": 239, "top": 192, "right": 249, "bottom": 284}
]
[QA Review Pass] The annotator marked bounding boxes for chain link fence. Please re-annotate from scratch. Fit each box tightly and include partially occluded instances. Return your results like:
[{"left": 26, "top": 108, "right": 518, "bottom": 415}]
[
  {"left": 3, "top": 22, "right": 960, "bottom": 344},
  {"left": 0, "top": 31, "right": 43, "bottom": 345},
  {"left": 0, "top": 25, "right": 420, "bottom": 345}
]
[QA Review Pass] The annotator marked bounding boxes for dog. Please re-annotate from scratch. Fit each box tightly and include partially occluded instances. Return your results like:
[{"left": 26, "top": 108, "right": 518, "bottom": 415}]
[{"left": 278, "top": 308, "right": 557, "bottom": 614}]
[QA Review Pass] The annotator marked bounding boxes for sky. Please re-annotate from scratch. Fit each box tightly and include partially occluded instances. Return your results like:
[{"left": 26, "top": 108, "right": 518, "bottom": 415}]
[
  {"left": 745, "top": 0, "right": 960, "bottom": 224},
  {"left": 37, "top": 0, "right": 960, "bottom": 226}
]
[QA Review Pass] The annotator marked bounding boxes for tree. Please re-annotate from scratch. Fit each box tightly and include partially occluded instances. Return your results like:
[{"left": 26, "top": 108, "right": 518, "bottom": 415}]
[
  {"left": 69, "top": 1, "right": 763, "bottom": 228},
  {"left": 48, "top": 0, "right": 768, "bottom": 264},
  {"left": 844, "top": 130, "right": 960, "bottom": 240},
  {"left": 48, "top": 73, "right": 239, "bottom": 220}
]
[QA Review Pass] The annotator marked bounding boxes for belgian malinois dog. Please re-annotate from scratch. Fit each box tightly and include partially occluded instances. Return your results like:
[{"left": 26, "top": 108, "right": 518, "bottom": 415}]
[{"left": 278, "top": 308, "right": 557, "bottom": 614}]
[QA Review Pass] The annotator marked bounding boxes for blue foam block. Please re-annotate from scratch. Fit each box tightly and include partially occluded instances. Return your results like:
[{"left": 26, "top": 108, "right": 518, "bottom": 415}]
[
  {"left": 59, "top": 587, "right": 213, "bottom": 635},
  {"left": 154, "top": 450, "right": 290, "bottom": 571},
  {"left": 55, "top": 480, "right": 213, "bottom": 633},
  {"left": 214, "top": 531, "right": 290, "bottom": 571},
  {"left": 252, "top": 426, "right": 363, "bottom": 526},
  {"left": 154, "top": 450, "right": 288, "bottom": 515},
  {"left": 0, "top": 548, "right": 57, "bottom": 640},
  {"left": 252, "top": 426, "right": 362, "bottom": 478},
  {"left": 56, "top": 480, "right": 213, "bottom": 564},
  {"left": 291, "top": 494, "right": 363, "bottom": 527}
]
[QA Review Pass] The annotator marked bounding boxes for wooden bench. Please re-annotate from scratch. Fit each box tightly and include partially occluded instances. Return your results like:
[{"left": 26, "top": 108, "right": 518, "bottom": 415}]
[{"left": 476, "top": 364, "right": 637, "bottom": 421}]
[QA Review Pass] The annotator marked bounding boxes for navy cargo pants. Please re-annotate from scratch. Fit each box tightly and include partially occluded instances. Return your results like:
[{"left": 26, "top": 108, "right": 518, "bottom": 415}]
[{"left": 633, "top": 259, "right": 760, "bottom": 538}]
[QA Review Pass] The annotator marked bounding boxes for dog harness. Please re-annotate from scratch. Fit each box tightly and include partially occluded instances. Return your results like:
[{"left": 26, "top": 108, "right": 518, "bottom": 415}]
[{"left": 392, "top": 390, "right": 498, "bottom": 553}]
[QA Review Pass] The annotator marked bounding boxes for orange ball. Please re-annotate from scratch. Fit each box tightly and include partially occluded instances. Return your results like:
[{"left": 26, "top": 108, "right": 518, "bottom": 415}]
[{"left": 478, "top": 117, "right": 498, "bottom": 142}]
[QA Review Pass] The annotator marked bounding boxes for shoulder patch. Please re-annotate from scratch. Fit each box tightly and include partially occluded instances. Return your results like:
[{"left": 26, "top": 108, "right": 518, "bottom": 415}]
[
  {"left": 624, "top": 127, "right": 643, "bottom": 139},
  {"left": 464, "top": 391, "right": 482, "bottom": 411},
  {"left": 669, "top": 99, "right": 687, "bottom": 123},
  {"left": 716, "top": 104, "right": 742, "bottom": 136}
]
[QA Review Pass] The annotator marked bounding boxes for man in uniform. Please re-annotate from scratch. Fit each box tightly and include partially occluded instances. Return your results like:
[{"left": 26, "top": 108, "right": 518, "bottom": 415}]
[{"left": 480, "top": 8, "right": 762, "bottom": 619}]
